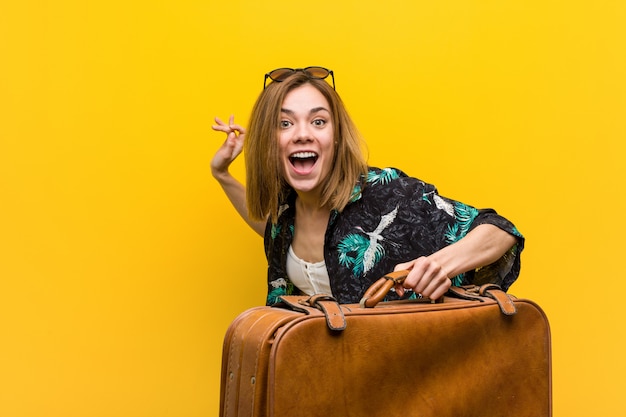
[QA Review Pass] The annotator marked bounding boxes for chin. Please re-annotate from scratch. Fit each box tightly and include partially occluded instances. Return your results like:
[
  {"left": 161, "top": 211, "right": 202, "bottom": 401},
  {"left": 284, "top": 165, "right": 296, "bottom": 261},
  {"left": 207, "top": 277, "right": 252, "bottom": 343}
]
[{"left": 286, "top": 177, "right": 322, "bottom": 194}]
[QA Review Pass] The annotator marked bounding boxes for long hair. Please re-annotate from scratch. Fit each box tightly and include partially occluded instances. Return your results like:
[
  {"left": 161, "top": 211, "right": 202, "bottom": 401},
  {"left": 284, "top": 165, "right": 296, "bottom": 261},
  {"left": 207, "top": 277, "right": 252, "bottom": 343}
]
[{"left": 245, "top": 72, "right": 368, "bottom": 223}]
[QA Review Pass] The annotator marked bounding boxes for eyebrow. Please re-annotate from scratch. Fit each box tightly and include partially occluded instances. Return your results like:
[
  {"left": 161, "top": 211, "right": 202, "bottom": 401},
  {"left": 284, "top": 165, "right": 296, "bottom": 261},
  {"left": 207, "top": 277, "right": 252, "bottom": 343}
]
[{"left": 280, "top": 107, "right": 330, "bottom": 115}]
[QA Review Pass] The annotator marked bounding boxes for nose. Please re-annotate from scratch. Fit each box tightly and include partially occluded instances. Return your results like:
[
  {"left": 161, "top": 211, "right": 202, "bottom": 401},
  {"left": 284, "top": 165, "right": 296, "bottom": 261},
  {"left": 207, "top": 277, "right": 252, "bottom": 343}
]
[{"left": 292, "top": 123, "right": 313, "bottom": 142}]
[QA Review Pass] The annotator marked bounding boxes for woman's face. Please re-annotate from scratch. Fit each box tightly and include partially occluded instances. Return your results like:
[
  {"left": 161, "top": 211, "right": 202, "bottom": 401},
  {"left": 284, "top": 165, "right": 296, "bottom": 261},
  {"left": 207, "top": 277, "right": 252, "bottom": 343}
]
[{"left": 278, "top": 84, "right": 335, "bottom": 199}]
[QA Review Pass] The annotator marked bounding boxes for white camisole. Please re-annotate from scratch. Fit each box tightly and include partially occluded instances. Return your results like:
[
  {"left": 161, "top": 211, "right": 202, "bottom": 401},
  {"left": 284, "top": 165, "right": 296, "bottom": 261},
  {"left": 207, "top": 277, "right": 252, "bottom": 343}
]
[{"left": 286, "top": 245, "right": 332, "bottom": 296}]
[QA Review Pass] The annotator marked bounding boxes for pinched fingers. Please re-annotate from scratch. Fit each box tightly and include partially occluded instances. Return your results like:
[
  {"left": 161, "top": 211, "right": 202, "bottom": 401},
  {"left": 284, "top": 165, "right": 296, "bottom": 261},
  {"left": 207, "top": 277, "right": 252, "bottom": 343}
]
[
  {"left": 211, "top": 116, "right": 228, "bottom": 132},
  {"left": 212, "top": 116, "right": 246, "bottom": 136},
  {"left": 228, "top": 123, "right": 246, "bottom": 136},
  {"left": 210, "top": 115, "right": 246, "bottom": 177}
]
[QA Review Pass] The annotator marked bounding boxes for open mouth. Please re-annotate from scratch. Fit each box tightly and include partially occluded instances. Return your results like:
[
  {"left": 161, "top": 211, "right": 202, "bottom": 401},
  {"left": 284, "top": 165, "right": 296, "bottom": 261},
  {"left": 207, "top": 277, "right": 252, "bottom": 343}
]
[{"left": 289, "top": 151, "right": 318, "bottom": 172}]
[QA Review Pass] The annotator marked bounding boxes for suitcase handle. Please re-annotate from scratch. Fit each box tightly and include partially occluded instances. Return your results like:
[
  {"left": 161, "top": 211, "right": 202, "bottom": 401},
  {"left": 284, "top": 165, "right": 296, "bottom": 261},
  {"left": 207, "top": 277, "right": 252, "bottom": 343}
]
[
  {"left": 359, "top": 270, "right": 517, "bottom": 315},
  {"left": 360, "top": 270, "right": 413, "bottom": 308}
]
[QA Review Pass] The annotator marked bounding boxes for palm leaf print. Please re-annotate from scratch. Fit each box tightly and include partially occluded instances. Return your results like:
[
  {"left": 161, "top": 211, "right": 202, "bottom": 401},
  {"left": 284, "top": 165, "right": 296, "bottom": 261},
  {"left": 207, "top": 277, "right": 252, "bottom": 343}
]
[
  {"left": 367, "top": 167, "right": 400, "bottom": 185},
  {"left": 454, "top": 203, "right": 479, "bottom": 234},
  {"left": 271, "top": 223, "right": 281, "bottom": 240},
  {"left": 444, "top": 203, "right": 479, "bottom": 286},
  {"left": 338, "top": 233, "right": 370, "bottom": 276},
  {"left": 267, "top": 278, "right": 295, "bottom": 305},
  {"left": 267, "top": 287, "right": 286, "bottom": 305},
  {"left": 444, "top": 202, "right": 479, "bottom": 244},
  {"left": 444, "top": 223, "right": 460, "bottom": 243}
]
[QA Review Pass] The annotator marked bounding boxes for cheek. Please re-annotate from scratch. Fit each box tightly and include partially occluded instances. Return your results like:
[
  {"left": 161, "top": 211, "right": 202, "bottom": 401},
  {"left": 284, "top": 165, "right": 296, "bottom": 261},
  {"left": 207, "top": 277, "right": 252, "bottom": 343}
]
[
  {"left": 277, "top": 134, "right": 289, "bottom": 155},
  {"left": 324, "top": 133, "right": 336, "bottom": 156}
]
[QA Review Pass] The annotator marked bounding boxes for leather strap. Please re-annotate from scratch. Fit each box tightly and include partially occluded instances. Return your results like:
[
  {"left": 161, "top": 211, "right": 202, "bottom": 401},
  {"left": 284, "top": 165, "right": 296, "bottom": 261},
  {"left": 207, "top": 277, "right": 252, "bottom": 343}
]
[
  {"left": 278, "top": 277, "right": 517, "bottom": 332},
  {"left": 307, "top": 294, "right": 347, "bottom": 331},
  {"left": 277, "top": 296, "right": 313, "bottom": 314},
  {"left": 479, "top": 284, "right": 518, "bottom": 316},
  {"left": 446, "top": 285, "right": 486, "bottom": 302},
  {"left": 278, "top": 294, "right": 347, "bottom": 331}
]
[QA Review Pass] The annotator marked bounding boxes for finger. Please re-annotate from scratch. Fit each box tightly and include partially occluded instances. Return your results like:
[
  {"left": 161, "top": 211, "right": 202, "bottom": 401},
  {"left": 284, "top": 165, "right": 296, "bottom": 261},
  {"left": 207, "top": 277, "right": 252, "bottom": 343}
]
[
  {"left": 401, "top": 257, "right": 428, "bottom": 289},
  {"left": 228, "top": 115, "right": 235, "bottom": 125},
  {"left": 394, "top": 261, "right": 414, "bottom": 272},
  {"left": 413, "top": 260, "right": 449, "bottom": 298},
  {"left": 228, "top": 123, "right": 246, "bottom": 135},
  {"left": 395, "top": 284, "right": 405, "bottom": 297},
  {"left": 421, "top": 277, "right": 451, "bottom": 300},
  {"left": 211, "top": 124, "right": 232, "bottom": 133},
  {"left": 403, "top": 258, "right": 445, "bottom": 295}
]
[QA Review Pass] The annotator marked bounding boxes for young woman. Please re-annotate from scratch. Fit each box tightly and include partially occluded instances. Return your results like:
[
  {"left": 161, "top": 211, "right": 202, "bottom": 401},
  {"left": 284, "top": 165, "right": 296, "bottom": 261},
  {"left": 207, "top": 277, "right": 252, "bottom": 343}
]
[{"left": 211, "top": 67, "right": 523, "bottom": 305}]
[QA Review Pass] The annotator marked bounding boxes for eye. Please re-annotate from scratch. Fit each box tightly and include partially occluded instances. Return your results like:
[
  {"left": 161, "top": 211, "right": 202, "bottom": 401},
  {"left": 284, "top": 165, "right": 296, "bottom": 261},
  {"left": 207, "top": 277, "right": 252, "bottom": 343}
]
[
  {"left": 312, "top": 119, "right": 327, "bottom": 127},
  {"left": 280, "top": 120, "right": 293, "bottom": 129}
]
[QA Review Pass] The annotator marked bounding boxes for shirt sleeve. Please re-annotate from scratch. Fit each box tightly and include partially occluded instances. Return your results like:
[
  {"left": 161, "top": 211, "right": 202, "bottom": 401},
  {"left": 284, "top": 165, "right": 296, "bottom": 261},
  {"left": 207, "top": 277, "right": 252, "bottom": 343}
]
[
  {"left": 465, "top": 209, "right": 524, "bottom": 291},
  {"left": 398, "top": 172, "right": 524, "bottom": 291}
]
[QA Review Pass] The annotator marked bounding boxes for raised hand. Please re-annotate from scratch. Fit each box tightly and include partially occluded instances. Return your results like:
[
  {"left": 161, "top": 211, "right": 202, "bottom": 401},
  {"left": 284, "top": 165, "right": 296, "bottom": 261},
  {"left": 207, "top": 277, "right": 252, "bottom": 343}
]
[{"left": 211, "top": 115, "right": 246, "bottom": 179}]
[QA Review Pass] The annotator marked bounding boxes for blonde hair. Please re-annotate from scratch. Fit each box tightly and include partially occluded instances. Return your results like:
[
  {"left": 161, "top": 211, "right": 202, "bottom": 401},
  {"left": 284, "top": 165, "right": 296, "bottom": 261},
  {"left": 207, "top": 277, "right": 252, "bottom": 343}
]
[{"left": 245, "top": 72, "right": 368, "bottom": 223}]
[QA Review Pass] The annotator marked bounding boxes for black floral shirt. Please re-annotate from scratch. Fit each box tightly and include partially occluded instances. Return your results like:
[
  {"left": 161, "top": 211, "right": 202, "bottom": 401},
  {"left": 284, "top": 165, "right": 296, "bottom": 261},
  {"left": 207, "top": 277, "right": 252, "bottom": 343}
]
[{"left": 264, "top": 167, "right": 524, "bottom": 305}]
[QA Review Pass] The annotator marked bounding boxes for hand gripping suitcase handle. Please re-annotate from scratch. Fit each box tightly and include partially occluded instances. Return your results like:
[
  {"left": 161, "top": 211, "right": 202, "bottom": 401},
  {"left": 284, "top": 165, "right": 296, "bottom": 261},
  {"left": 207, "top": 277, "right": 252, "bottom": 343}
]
[
  {"left": 359, "top": 270, "right": 517, "bottom": 315},
  {"left": 360, "top": 270, "right": 412, "bottom": 308}
]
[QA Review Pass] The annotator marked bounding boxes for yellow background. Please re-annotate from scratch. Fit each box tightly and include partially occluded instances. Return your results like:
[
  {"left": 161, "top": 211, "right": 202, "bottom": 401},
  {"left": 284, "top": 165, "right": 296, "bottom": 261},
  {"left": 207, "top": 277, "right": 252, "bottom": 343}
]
[{"left": 1, "top": 1, "right": 624, "bottom": 416}]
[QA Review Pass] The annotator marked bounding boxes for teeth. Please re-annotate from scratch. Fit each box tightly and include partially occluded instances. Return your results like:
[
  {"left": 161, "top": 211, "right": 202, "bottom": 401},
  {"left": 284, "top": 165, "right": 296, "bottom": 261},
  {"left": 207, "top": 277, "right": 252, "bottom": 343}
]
[{"left": 290, "top": 152, "right": 317, "bottom": 159}]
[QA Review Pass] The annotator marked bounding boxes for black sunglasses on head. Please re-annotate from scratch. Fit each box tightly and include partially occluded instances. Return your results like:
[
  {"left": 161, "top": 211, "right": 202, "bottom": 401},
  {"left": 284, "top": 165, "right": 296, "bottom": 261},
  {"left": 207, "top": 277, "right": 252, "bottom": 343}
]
[{"left": 263, "top": 66, "right": 335, "bottom": 90}]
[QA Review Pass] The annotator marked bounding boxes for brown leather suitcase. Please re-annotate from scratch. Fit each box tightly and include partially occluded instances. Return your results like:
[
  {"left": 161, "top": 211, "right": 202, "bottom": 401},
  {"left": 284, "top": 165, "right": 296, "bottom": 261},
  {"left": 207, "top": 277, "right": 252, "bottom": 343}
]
[{"left": 220, "top": 272, "right": 551, "bottom": 417}]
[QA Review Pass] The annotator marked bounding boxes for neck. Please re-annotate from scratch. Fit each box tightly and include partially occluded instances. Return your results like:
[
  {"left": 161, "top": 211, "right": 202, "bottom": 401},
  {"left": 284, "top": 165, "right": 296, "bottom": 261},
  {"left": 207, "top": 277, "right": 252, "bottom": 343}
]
[{"left": 295, "top": 193, "right": 330, "bottom": 217}]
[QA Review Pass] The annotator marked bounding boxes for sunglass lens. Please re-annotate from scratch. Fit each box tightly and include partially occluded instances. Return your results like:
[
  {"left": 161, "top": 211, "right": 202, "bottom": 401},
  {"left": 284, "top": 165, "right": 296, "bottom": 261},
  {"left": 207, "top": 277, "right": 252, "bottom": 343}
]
[
  {"left": 268, "top": 68, "right": 295, "bottom": 82},
  {"left": 304, "top": 67, "right": 330, "bottom": 79}
]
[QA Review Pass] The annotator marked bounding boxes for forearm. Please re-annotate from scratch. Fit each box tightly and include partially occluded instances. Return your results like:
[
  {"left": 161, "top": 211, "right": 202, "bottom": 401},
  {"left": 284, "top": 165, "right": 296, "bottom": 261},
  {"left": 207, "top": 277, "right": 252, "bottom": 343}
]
[
  {"left": 429, "top": 224, "right": 518, "bottom": 278},
  {"left": 213, "top": 171, "right": 265, "bottom": 237}
]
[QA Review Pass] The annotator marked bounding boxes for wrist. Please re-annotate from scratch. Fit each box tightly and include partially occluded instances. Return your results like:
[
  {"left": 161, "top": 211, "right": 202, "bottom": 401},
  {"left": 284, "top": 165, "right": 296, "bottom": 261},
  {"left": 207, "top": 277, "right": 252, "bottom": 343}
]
[{"left": 211, "top": 166, "right": 231, "bottom": 182}]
